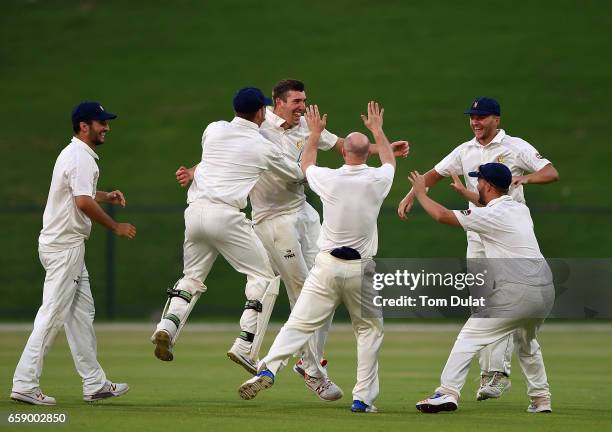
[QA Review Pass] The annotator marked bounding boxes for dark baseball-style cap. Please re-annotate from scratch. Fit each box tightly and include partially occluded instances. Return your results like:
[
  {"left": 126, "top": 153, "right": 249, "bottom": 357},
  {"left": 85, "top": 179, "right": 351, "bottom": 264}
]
[
  {"left": 233, "top": 87, "right": 272, "bottom": 113},
  {"left": 464, "top": 97, "right": 501, "bottom": 116},
  {"left": 469, "top": 162, "right": 512, "bottom": 190},
  {"left": 72, "top": 101, "right": 117, "bottom": 129}
]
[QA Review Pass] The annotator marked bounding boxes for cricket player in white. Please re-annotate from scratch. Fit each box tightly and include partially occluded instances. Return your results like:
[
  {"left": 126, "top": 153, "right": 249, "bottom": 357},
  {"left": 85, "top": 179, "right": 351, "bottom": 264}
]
[
  {"left": 410, "top": 163, "right": 554, "bottom": 414},
  {"left": 151, "top": 87, "right": 304, "bottom": 375},
  {"left": 174, "top": 80, "right": 408, "bottom": 400},
  {"left": 11, "top": 102, "right": 136, "bottom": 405},
  {"left": 397, "top": 97, "right": 559, "bottom": 400},
  {"left": 238, "top": 101, "right": 397, "bottom": 413}
]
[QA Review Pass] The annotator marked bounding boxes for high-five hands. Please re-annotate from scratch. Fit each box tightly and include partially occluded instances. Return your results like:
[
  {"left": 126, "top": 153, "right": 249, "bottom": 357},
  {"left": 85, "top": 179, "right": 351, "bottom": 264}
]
[{"left": 304, "top": 105, "right": 327, "bottom": 134}]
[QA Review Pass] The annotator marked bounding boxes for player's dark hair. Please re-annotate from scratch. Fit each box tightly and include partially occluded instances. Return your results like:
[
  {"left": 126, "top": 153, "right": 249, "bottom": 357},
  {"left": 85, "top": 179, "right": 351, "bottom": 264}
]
[
  {"left": 272, "top": 79, "right": 305, "bottom": 104},
  {"left": 73, "top": 120, "right": 92, "bottom": 134}
]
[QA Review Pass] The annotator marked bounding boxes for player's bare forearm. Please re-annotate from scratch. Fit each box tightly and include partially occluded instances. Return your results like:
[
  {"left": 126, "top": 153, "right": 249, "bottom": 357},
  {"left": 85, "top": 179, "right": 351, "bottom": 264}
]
[
  {"left": 528, "top": 164, "right": 560, "bottom": 184},
  {"left": 371, "top": 128, "right": 395, "bottom": 168},
  {"left": 301, "top": 131, "right": 320, "bottom": 175},
  {"left": 75, "top": 196, "right": 136, "bottom": 239},
  {"left": 415, "top": 192, "right": 461, "bottom": 226},
  {"left": 513, "top": 164, "right": 559, "bottom": 186},
  {"left": 75, "top": 196, "right": 119, "bottom": 231},
  {"left": 95, "top": 191, "right": 110, "bottom": 203},
  {"left": 403, "top": 169, "right": 444, "bottom": 200}
]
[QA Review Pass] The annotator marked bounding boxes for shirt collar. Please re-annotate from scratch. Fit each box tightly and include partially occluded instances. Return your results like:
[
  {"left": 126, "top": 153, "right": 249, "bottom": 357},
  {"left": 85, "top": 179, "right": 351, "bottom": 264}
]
[
  {"left": 469, "top": 129, "right": 506, "bottom": 147},
  {"left": 342, "top": 164, "right": 368, "bottom": 171},
  {"left": 486, "top": 194, "right": 513, "bottom": 207},
  {"left": 231, "top": 116, "right": 260, "bottom": 131},
  {"left": 265, "top": 107, "right": 291, "bottom": 130},
  {"left": 71, "top": 137, "right": 99, "bottom": 160}
]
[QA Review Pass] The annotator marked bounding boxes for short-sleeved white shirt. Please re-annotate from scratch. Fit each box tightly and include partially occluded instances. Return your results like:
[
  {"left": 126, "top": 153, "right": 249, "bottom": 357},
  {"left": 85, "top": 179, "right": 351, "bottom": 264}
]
[
  {"left": 38, "top": 137, "right": 99, "bottom": 252},
  {"left": 453, "top": 195, "right": 552, "bottom": 285},
  {"left": 250, "top": 108, "right": 339, "bottom": 223},
  {"left": 434, "top": 130, "right": 551, "bottom": 208},
  {"left": 305, "top": 163, "right": 395, "bottom": 258},
  {"left": 187, "top": 117, "right": 304, "bottom": 209}
]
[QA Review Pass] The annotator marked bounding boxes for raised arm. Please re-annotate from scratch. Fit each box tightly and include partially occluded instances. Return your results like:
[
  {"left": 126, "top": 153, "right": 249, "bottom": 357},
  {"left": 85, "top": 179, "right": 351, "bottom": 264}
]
[
  {"left": 398, "top": 168, "right": 445, "bottom": 219},
  {"left": 301, "top": 104, "right": 327, "bottom": 175},
  {"left": 361, "top": 101, "right": 395, "bottom": 168},
  {"left": 408, "top": 171, "right": 460, "bottom": 226}
]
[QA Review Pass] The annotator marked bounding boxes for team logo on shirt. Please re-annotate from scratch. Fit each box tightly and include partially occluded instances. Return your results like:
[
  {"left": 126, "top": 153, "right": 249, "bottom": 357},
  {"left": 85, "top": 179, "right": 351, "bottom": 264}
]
[
  {"left": 296, "top": 140, "right": 305, "bottom": 151},
  {"left": 536, "top": 153, "right": 544, "bottom": 159},
  {"left": 496, "top": 155, "right": 505, "bottom": 164},
  {"left": 283, "top": 249, "right": 296, "bottom": 259},
  {"left": 461, "top": 209, "right": 471, "bottom": 216}
]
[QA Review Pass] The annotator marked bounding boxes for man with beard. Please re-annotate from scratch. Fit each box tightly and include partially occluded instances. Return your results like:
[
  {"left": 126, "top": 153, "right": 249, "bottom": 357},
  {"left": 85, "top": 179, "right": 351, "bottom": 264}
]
[
  {"left": 410, "top": 163, "right": 554, "bottom": 414},
  {"left": 11, "top": 102, "right": 136, "bottom": 405},
  {"left": 397, "top": 97, "right": 559, "bottom": 401}
]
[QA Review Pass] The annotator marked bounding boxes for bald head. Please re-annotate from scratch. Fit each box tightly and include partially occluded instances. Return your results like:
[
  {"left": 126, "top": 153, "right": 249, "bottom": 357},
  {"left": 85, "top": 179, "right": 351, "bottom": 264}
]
[{"left": 344, "top": 132, "right": 370, "bottom": 162}]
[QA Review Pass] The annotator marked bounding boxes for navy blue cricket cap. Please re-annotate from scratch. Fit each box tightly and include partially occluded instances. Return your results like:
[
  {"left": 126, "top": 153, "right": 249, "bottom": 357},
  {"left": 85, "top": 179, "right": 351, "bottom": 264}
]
[
  {"left": 468, "top": 162, "right": 512, "bottom": 190},
  {"left": 72, "top": 101, "right": 117, "bottom": 129},
  {"left": 464, "top": 97, "right": 501, "bottom": 116},
  {"left": 233, "top": 87, "right": 272, "bottom": 113}
]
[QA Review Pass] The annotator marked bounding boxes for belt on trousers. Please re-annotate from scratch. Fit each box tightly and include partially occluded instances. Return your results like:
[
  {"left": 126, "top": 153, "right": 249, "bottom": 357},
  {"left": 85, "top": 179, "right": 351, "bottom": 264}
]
[{"left": 330, "top": 246, "right": 361, "bottom": 260}]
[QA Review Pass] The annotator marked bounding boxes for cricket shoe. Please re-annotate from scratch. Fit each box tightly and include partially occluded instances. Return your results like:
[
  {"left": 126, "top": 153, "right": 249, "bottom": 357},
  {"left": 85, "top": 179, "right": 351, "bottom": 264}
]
[
  {"left": 304, "top": 374, "right": 343, "bottom": 401},
  {"left": 227, "top": 338, "right": 257, "bottom": 375},
  {"left": 293, "top": 358, "right": 328, "bottom": 378},
  {"left": 10, "top": 388, "right": 56, "bottom": 406},
  {"left": 152, "top": 329, "right": 174, "bottom": 361},
  {"left": 83, "top": 381, "right": 129, "bottom": 402},
  {"left": 351, "top": 400, "right": 378, "bottom": 413},
  {"left": 416, "top": 392, "right": 458, "bottom": 413},
  {"left": 527, "top": 397, "right": 552, "bottom": 413},
  {"left": 477, "top": 371, "right": 511, "bottom": 401},
  {"left": 238, "top": 370, "right": 274, "bottom": 400}
]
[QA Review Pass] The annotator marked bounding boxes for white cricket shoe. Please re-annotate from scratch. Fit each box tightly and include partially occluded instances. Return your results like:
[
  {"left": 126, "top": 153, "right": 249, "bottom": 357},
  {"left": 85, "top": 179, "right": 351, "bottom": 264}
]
[
  {"left": 238, "top": 370, "right": 275, "bottom": 400},
  {"left": 416, "top": 392, "right": 458, "bottom": 413},
  {"left": 304, "top": 374, "right": 344, "bottom": 401},
  {"left": 227, "top": 338, "right": 257, "bottom": 375},
  {"left": 152, "top": 329, "right": 174, "bottom": 361},
  {"left": 10, "top": 388, "right": 56, "bottom": 406},
  {"left": 477, "top": 372, "right": 511, "bottom": 400},
  {"left": 83, "top": 381, "right": 129, "bottom": 402},
  {"left": 527, "top": 397, "right": 552, "bottom": 413}
]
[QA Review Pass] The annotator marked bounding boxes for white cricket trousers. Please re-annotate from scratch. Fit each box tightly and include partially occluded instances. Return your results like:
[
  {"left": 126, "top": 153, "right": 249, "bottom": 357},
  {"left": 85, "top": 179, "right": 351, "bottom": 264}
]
[
  {"left": 260, "top": 252, "right": 384, "bottom": 406},
  {"left": 467, "top": 230, "right": 514, "bottom": 376},
  {"left": 13, "top": 244, "right": 107, "bottom": 395},
  {"left": 254, "top": 202, "right": 330, "bottom": 377},
  {"left": 436, "top": 282, "right": 554, "bottom": 399},
  {"left": 160, "top": 200, "right": 276, "bottom": 336}
]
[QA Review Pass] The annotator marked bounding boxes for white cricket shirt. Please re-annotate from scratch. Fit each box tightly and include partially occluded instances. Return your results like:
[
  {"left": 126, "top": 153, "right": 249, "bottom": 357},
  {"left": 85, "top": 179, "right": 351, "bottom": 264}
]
[
  {"left": 454, "top": 195, "right": 552, "bottom": 285},
  {"left": 187, "top": 117, "right": 304, "bottom": 209},
  {"left": 305, "top": 163, "right": 395, "bottom": 258},
  {"left": 251, "top": 108, "right": 338, "bottom": 223},
  {"left": 434, "top": 130, "right": 551, "bottom": 208},
  {"left": 38, "top": 137, "right": 99, "bottom": 252}
]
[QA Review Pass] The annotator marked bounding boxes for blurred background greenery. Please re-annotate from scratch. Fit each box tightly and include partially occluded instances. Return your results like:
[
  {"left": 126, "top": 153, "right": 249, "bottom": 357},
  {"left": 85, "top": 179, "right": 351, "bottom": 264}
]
[{"left": 1, "top": 0, "right": 610, "bottom": 320}]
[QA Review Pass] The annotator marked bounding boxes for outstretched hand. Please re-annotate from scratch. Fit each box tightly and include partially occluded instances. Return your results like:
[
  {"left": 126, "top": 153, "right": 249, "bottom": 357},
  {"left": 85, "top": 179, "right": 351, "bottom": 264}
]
[
  {"left": 408, "top": 171, "right": 427, "bottom": 197},
  {"left": 391, "top": 140, "right": 409, "bottom": 158},
  {"left": 361, "top": 101, "right": 384, "bottom": 132},
  {"left": 304, "top": 105, "right": 327, "bottom": 134}
]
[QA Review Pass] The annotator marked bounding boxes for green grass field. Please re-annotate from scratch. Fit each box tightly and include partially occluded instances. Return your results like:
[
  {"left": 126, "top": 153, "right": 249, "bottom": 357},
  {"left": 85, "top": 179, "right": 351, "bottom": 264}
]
[
  {"left": 1, "top": 0, "right": 611, "bottom": 319},
  {"left": 1, "top": 325, "right": 611, "bottom": 431}
]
